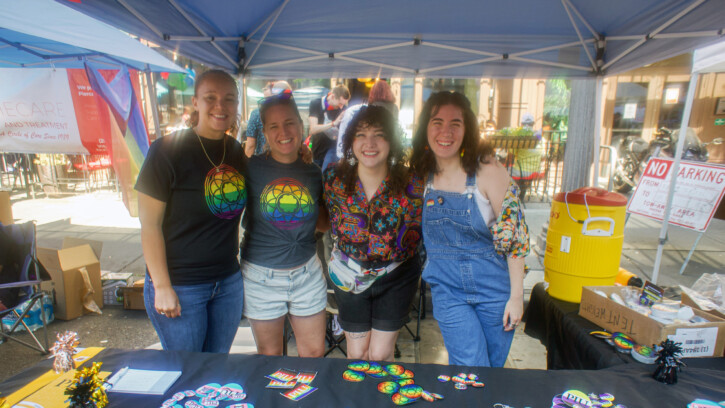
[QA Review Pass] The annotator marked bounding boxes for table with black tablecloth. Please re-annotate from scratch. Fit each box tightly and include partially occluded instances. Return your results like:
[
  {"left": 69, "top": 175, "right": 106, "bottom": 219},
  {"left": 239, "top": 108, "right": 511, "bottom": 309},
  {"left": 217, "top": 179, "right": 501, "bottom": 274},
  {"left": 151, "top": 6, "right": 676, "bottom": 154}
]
[
  {"left": 2, "top": 347, "right": 725, "bottom": 407},
  {"left": 524, "top": 281, "right": 725, "bottom": 371}
]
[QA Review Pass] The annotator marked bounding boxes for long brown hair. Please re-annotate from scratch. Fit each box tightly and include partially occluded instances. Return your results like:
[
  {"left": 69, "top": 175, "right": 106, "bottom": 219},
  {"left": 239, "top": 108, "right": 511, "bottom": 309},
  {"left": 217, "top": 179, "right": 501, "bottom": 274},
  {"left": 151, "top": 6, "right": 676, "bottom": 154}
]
[
  {"left": 186, "top": 69, "right": 240, "bottom": 136},
  {"left": 336, "top": 105, "right": 409, "bottom": 195},
  {"left": 410, "top": 91, "right": 493, "bottom": 178}
]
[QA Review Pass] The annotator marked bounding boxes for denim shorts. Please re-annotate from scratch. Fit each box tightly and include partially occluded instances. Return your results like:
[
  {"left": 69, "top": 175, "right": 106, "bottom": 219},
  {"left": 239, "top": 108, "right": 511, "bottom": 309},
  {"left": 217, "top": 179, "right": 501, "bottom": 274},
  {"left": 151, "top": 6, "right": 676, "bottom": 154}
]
[
  {"left": 332, "top": 256, "right": 421, "bottom": 332},
  {"left": 242, "top": 254, "right": 327, "bottom": 320}
]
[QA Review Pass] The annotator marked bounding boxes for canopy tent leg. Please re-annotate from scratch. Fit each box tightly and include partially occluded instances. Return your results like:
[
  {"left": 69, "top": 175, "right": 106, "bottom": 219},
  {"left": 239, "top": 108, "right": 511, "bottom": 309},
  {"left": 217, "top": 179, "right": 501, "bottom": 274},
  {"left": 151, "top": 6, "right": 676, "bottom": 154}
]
[
  {"left": 592, "top": 76, "right": 603, "bottom": 187},
  {"left": 651, "top": 73, "right": 699, "bottom": 284},
  {"left": 679, "top": 231, "right": 704, "bottom": 276},
  {"left": 145, "top": 68, "right": 162, "bottom": 140}
]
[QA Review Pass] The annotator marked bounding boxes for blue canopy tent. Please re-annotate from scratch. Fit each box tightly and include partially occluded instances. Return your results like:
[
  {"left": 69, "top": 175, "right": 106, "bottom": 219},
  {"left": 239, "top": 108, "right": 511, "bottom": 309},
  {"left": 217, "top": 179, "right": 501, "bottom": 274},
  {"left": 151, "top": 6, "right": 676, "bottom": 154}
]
[{"left": 61, "top": 0, "right": 725, "bottom": 183}]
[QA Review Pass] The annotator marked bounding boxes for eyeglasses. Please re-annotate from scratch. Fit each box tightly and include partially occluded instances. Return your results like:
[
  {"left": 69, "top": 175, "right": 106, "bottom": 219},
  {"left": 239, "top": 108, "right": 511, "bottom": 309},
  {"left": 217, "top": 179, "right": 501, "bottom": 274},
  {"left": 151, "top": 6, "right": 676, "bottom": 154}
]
[{"left": 258, "top": 89, "right": 293, "bottom": 105}]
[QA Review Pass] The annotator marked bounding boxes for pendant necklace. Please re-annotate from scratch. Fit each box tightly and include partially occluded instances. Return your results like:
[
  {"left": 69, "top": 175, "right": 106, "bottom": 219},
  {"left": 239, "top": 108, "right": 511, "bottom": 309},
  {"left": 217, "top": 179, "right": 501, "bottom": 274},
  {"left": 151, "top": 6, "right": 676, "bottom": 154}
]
[{"left": 196, "top": 130, "right": 226, "bottom": 172}]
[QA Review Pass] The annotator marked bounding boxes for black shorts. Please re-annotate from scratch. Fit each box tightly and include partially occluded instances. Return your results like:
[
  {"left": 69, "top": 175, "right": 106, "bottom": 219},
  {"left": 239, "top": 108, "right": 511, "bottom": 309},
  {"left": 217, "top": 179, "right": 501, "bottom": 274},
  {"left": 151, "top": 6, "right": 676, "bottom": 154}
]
[{"left": 332, "top": 255, "right": 422, "bottom": 332}]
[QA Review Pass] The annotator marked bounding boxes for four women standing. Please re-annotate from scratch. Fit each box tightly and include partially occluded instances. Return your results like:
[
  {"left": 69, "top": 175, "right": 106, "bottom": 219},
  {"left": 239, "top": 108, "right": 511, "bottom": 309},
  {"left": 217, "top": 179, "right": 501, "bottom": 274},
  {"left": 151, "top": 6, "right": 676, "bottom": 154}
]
[{"left": 139, "top": 73, "right": 529, "bottom": 367}]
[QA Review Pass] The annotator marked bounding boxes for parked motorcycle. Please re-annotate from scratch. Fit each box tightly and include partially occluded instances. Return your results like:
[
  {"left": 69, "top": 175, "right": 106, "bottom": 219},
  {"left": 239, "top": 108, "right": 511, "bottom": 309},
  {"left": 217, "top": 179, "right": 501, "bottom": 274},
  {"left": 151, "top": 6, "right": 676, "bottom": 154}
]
[{"left": 612, "top": 127, "right": 723, "bottom": 193}]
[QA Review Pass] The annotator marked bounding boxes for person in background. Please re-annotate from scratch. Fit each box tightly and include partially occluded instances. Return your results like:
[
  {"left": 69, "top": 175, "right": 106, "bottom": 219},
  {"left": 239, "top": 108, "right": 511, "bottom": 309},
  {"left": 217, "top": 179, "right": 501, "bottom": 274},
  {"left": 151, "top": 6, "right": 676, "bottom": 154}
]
[
  {"left": 410, "top": 91, "right": 529, "bottom": 367},
  {"left": 245, "top": 81, "right": 292, "bottom": 157},
  {"left": 335, "top": 80, "right": 400, "bottom": 162},
  {"left": 241, "top": 92, "right": 329, "bottom": 357},
  {"left": 309, "top": 84, "right": 350, "bottom": 169},
  {"left": 136, "top": 70, "right": 247, "bottom": 353},
  {"left": 324, "top": 106, "right": 423, "bottom": 361}
]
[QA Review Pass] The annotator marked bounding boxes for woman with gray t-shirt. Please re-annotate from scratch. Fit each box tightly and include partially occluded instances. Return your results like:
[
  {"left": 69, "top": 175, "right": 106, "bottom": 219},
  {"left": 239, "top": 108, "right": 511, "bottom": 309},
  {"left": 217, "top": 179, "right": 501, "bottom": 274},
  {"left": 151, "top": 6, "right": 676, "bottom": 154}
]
[{"left": 241, "top": 92, "right": 329, "bottom": 357}]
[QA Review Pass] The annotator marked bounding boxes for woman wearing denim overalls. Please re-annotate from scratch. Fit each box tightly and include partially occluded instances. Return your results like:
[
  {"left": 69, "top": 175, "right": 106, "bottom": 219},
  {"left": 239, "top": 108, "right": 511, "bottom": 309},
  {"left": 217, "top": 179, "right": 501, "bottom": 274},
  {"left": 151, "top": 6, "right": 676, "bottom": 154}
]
[{"left": 410, "top": 92, "right": 530, "bottom": 367}]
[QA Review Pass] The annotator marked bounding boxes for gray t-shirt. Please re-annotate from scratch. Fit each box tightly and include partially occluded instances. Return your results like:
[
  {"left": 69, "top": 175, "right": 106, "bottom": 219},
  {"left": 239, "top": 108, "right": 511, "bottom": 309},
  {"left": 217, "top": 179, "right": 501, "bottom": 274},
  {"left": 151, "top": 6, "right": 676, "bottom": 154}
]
[{"left": 242, "top": 155, "right": 322, "bottom": 268}]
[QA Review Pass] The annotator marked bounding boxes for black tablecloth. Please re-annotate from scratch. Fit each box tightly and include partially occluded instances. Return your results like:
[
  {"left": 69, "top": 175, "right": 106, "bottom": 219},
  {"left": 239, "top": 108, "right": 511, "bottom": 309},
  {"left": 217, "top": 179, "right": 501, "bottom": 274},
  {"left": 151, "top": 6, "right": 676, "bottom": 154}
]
[
  {"left": 2, "top": 347, "right": 725, "bottom": 407},
  {"left": 524, "top": 282, "right": 725, "bottom": 371}
]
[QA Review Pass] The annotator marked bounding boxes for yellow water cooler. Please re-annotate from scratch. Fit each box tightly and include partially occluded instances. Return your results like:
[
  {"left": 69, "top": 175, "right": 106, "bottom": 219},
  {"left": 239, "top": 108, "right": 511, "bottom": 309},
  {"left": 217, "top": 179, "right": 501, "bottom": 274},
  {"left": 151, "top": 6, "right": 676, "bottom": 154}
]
[{"left": 544, "top": 187, "right": 627, "bottom": 302}]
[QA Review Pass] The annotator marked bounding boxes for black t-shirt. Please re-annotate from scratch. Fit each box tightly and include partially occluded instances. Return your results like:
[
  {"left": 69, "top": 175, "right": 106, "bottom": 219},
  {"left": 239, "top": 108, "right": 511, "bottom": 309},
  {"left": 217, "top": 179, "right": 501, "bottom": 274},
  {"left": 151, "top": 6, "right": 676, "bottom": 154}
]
[
  {"left": 135, "top": 128, "right": 247, "bottom": 285},
  {"left": 242, "top": 155, "right": 322, "bottom": 269},
  {"left": 309, "top": 96, "right": 344, "bottom": 164}
]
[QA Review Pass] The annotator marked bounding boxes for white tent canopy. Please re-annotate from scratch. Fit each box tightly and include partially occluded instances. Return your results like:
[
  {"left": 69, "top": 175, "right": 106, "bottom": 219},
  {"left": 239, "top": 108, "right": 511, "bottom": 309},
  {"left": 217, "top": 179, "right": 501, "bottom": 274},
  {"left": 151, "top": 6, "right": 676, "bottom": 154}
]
[{"left": 651, "top": 39, "right": 725, "bottom": 284}]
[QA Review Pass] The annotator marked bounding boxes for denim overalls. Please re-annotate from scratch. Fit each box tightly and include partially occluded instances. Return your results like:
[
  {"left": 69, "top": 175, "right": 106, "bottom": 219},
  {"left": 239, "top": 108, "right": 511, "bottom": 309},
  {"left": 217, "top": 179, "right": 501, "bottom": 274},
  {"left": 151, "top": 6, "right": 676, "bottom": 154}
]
[{"left": 422, "top": 172, "right": 514, "bottom": 367}]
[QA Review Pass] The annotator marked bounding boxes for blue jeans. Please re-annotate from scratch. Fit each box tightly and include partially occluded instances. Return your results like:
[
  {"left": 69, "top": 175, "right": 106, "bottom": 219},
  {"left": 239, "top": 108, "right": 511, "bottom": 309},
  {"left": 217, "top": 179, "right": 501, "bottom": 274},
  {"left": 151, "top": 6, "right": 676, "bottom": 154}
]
[
  {"left": 422, "top": 172, "right": 514, "bottom": 367},
  {"left": 144, "top": 271, "right": 243, "bottom": 353}
]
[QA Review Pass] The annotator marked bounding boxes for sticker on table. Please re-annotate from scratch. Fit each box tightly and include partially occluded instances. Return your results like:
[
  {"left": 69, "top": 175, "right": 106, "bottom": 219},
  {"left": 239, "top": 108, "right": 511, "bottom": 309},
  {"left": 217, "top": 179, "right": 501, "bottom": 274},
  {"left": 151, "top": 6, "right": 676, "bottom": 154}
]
[
  {"left": 281, "top": 383, "right": 317, "bottom": 401},
  {"left": 437, "top": 375, "right": 450, "bottom": 382},
  {"left": 266, "top": 379, "right": 297, "bottom": 389},
  {"left": 399, "top": 384, "right": 423, "bottom": 399},
  {"left": 227, "top": 404, "right": 254, "bottom": 408},
  {"left": 384, "top": 364, "right": 405, "bottom": 377},
  {"left": 347, "top": 360, "right": 371, "bottom": 372},
  {"left": 454, "top": 383, "right": 467, "bottom": 390},
  {"left": 421, "top": 390, "right": 435, "bottom": 402},
  {"left": 342, "top": 369, "right": 365, "bottom": 382},
  {"left": 377, "top": 381, "right": 400, "bottom": 395},
  {"left": 368, "top": 370, "right": 389, "bottom": 378},
  {"left": 391, "top": 392, "right": 415, "bottom": 405},
  {"left": 365, "top": 362, "right": 383, "bottom": 375},
  {"left": 296, "top": 371, "right": 317, "bottom": 385},
  {"left": 472, "top": 381, "right": 485, "bottom": 388},
  {"left": 266, "top": 368, "right": 298, "bottom": 382},
  {"left": 396, "top": 379, "right": 414, "bottom": 386},
  {"left": 199, "top": 396, "right": 219, "bottom": 407},
  {"left": 196, "top": 384, "right": 219, "bottom": 396},
  {"left": 561, "top": 390, "right": 592, "bottom": 407},
  {"left": 218, "top": 383, "right": 245, "bottom": 400}
]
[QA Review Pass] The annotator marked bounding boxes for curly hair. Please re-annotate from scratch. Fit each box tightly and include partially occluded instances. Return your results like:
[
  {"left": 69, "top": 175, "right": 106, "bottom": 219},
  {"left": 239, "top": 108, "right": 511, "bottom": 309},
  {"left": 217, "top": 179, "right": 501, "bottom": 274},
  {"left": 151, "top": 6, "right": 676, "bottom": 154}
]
[
  {"left": 410, "top": 91, "right": 493, "bottom": 178},
  {"left": 336, "top": 105, "right": 409, "bottom": 195},
  {"left": 187, "top": 69, "right": 240, "bottom": 136}
]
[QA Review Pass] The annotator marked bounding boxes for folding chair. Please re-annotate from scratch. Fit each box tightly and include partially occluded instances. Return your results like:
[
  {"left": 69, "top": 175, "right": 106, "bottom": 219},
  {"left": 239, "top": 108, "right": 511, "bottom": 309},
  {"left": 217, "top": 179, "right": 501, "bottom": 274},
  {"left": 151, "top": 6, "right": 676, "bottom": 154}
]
[
  {"left": 324, "top": 288, "right": 346, "bottom": 357},
  {"left": 0, "top": 221, "right": 52, "bottom": 353},
  {"left": 510, "top": 153, "right": 546, "bottom": 206}
]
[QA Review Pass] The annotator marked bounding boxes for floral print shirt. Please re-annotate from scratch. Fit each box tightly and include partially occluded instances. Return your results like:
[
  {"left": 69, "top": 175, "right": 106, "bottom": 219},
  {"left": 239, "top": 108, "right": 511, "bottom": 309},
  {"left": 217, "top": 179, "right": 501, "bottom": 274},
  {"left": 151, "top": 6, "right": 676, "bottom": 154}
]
[
  {"left": 323, "top": 166, "right": 424, "bottom": 264},
  {"left": 490, "top": 180, "right": 530, "bottom": 259}
]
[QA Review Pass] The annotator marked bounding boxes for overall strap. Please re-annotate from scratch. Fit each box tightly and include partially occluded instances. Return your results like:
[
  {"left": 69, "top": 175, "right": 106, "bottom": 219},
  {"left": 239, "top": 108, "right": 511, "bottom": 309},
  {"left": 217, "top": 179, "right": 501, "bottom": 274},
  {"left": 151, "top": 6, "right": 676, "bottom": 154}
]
[{"left": 464, "top": 172, "right": 477, "bottom": 193}]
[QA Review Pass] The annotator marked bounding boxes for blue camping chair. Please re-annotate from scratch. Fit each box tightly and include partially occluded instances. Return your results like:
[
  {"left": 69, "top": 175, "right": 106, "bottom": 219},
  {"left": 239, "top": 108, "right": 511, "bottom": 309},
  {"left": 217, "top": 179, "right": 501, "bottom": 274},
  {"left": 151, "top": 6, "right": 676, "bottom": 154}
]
[{"left": 0, "top": 221, "right": 52, "bottom": 353}]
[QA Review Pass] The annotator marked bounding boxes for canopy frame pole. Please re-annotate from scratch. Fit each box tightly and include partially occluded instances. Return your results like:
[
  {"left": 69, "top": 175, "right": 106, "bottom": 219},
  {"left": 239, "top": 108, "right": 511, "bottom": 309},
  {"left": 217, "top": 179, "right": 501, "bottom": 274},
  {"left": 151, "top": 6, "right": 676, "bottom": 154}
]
[
  {"left": 507, "top": 56, "right": 592, "bottom": 71},
  {"left": 651, "top": 73, "right": 699, "bottom": 284},
  {"left": 592, "top": 76, "right": 603, "bottom": 187},
  {"left": 243, "top": 0, "right": 290, "bottom": 70},
  {"left": 246, "top": 39, "right": 326, "bottom": 55},
  {"left": 679, "top": 230, "right": 704, "bottom": 275},
  {"left": 117, "top": 0, "right": 164, "bottom": 38},
  {"left": 144, "top": 66, "right": 162, "bottom": 141},
  {"left": 167, "top": 36, "right": 243, "bottom": 42},
  {"left": 239, "top": 73, "right": 246, "bottom": 143},
  {"left": 335, "top": 56, "right": 415, "bottom": 74},
  {"left": 510, "top": 40, "right": 594, "bottom": 57},
  {"left": 419, "top": 57, "right": 500, "bottom": 74},
  {"left": 561, "top": 0, "right": 599, "bottom": 38},
  {"left": 337, "top": 42, "right": 411, "bottom": 56},
  {"left": 561, "top": 0, "right": 597, "bottom": 70},
  {"left": 602, "top": 0, "right": 707, "bottom": 70},
  {"left": 422, "top": 42, "right": 499, "bottom": 57},
  {"left": 247, "top": 1, "right": 289, "bottom": 40},
  {"left": 608, "top": 31, "right": 724, "bottom": 40},
  {"left": 249, "top": 55, "right": 327, "bottom": 70},
  {"left": 168, "top": 0, "right": 238, "bottom": 67}
]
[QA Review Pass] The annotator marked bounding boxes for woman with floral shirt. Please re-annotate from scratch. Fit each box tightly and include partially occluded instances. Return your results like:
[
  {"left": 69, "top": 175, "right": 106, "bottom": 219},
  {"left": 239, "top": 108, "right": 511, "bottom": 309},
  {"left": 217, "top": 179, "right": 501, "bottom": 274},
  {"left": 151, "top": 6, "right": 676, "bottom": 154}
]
[{"left": 323, "top": 105, "right": 423, "bottom": 361}]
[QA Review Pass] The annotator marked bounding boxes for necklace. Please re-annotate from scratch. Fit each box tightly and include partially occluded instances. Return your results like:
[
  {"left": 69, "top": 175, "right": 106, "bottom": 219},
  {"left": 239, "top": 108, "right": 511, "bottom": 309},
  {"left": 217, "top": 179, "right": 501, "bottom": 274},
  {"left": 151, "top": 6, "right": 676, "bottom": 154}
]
[{"left": 195, "top": 130, "right": 226, "bottom": 171}]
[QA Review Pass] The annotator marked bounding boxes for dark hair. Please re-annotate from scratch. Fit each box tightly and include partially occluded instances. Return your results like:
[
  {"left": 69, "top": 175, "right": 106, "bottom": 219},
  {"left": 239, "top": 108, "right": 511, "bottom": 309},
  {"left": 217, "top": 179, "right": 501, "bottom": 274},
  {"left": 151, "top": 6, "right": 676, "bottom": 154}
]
[
  {"left": 410, "top": 91, "right": 493, "bottom": 178},
  {"left": 259, "top": 92, "right": 303, "bottom": 126},
  {"left": 368, "top": 80, "right": 395, "bottom": 104},
  {"left": 187, "top": 69, "right": 240, "bottom": 136},
  {"left": 331, "top": 84, "right": 351, "bottom": 100},
  {"left": 337, "top": 105, "right": 409, "bottom": 195}
]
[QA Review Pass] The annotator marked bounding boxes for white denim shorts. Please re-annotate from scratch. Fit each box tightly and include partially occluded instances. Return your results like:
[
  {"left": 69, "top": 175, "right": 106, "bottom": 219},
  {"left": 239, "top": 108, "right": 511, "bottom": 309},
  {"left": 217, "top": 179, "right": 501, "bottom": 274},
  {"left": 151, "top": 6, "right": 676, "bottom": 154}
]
[{"left": 242, "top": 254, "right": 327, "bottom": 321}]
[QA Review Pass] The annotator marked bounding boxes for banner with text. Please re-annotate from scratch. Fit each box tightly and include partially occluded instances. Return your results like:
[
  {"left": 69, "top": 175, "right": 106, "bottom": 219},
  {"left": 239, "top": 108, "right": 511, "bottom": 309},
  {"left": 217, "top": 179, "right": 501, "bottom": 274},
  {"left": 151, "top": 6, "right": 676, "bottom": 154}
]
[{"left": 627, "top": 158, "right": 725, "bottom": 231}]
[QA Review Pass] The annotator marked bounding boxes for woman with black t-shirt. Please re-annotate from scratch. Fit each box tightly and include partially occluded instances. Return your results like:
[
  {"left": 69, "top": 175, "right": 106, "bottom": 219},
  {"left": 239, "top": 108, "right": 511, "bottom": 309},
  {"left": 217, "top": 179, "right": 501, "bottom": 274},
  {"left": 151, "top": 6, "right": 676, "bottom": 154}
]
[{"left": 135, "top": 70, "right": 247, "bottom": 353}]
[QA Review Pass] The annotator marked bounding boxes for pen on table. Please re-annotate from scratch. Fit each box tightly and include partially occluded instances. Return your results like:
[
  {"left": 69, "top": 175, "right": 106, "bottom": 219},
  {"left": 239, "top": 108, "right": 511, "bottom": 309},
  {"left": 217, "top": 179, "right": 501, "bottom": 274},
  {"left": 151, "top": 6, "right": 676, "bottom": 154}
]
[{"left": 104, "top": 366, "right": 129, "bottom": 390}]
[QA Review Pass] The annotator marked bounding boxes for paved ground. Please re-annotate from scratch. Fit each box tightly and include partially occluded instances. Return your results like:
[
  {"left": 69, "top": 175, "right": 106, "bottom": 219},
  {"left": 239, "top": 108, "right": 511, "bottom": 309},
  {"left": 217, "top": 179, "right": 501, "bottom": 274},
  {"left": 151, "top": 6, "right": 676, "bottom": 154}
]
[{"left": 2, "top": 187, "right": 722, "bottom": 383}]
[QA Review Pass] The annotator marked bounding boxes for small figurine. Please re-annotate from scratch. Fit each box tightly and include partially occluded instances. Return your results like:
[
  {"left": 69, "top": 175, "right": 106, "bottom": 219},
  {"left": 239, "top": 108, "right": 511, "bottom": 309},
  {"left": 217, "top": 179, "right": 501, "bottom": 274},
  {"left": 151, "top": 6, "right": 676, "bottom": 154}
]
[{"left": 653, "top": 339, "right": 686, "bottom": 384}]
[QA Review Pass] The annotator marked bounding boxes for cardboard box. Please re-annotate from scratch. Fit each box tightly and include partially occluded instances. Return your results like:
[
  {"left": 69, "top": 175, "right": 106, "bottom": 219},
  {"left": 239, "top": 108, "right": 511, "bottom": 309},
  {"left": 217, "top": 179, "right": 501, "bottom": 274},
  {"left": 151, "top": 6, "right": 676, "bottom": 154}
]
[
  {"left": 579, "top": 286, "right": 725, "bottom": 358},
  {"left": 0, "top": 190, "right": 13, "bottom": 225},
  {"left": 38, "top": 239, "right": 104, "bottom": 320},
  {"left": 681, "top": 291, "right": 725, "bottom": 320},
  {"left": 122, "top": 279, "right": 145, "bottom": 310},
  {"left": 101, "top": 271, "right": 134, "bottom": 306}
]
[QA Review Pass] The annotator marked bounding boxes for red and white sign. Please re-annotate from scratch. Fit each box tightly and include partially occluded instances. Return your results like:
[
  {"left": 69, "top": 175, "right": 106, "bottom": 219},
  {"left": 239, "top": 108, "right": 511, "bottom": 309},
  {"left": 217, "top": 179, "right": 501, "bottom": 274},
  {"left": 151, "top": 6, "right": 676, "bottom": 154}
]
[
  {"left": 0, "top": 67, "right": 136, "bottom": 155},
  {"left": 627, "top": 157, "right": 725, "bottom": 232}
]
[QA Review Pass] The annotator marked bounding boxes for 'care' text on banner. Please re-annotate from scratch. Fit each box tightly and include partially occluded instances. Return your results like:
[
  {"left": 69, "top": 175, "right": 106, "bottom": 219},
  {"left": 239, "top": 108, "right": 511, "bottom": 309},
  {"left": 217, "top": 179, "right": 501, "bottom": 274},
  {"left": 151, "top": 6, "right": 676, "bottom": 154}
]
[{"left": 627, "top": 158, "right": 725, "bottom": 231}]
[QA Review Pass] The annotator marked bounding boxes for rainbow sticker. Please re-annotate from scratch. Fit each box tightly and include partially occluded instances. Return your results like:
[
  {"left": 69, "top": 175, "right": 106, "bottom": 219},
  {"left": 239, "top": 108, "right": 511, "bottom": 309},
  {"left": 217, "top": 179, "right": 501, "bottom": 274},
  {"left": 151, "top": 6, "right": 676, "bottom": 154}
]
[
  {"left": 398, "top": 384, "right": 423, "bottom": 399},
  {"left": 437, "top": 375, "right": 450, "bottom": 382},
  {"left": 259, "top": 177, "right": 314, "bottom": 229},
  {"left": 384, "top": 364, "right": 405, "bottom": 377},
  {"left": 347, "top": 361, "right": 370, "bottom": 372},
  {"left": 391, "top": 393, "right": 414, "bottom": 406},
  {"left": 342, "top": 370, "right": 365, "bottom": 382},
  {"left": 421, "top": 391, "right": 435, "bottom": 402},
  {"left": 396, "top": 379, "right": 414, "bottom": 386},
  {"left": 204, "top": 164, "right": 246, "bottom": 219},
  {"left": 377, "top": 381, "right": 399, "bottom": 395},
  {"left": 365, "top": 362, "right": 383, "bottom": 375}
]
